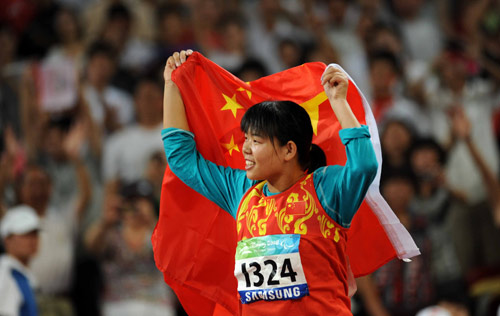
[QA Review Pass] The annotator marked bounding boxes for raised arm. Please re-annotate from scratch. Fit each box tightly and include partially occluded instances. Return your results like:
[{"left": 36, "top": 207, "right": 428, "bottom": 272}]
[
  {"left": 314, "top": 65, "right": 377, "bottom": 227},
  {"left": 161, "top": 50, "right": 254, "bottom": 218},
  {"left": 321, "top": 65, "right": 361, "bottom": 129},
  {"left": 163, "top": 50, "right": 193, "bottom": 131}
]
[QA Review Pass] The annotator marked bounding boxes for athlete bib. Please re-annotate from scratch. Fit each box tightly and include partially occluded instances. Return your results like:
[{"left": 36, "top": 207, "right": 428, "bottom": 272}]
[{"left": 234, "top": 234, "right": 309, "bottom": 304}]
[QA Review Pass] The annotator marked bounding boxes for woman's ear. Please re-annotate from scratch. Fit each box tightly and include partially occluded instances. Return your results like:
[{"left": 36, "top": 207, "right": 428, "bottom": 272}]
[{"left": 283, "top": 141, "right": 298, "bottom": 162}]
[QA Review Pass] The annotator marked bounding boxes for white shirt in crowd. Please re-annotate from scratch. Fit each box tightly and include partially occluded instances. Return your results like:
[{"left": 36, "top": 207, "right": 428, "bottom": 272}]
[
  {"left": 83, "top": 84, "right": 134, "bottom": 130},
  {"left": 29, "top": 206, "right": 78, "bottom": 295},
  {"left": 103, "top": 124, "right": 164, "bottom": 184}
]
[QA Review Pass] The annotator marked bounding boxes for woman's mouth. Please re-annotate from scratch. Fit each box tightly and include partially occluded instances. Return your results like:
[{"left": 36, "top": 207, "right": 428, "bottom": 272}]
[{"left": 245, "top": 160, "right": 255, "bottom": 170}]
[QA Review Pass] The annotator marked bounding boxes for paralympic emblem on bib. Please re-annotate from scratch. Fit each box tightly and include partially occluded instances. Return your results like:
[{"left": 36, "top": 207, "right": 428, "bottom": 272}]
[{"left": 234, "top": 234, "right": 309, "bottom": 304}]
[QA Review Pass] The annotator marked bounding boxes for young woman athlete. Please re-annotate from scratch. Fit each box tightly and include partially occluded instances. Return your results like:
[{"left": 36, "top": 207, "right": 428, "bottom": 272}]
[{"left": 162, "top": 49, "right": 378, "bottom": 315}]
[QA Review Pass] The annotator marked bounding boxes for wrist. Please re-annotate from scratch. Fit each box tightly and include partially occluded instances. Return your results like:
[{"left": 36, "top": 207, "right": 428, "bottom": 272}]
[{"left": 164, "top": 80, "right": 177, "bottom": 87}]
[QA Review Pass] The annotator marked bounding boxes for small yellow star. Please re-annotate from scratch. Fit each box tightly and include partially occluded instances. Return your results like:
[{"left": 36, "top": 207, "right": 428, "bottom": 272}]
[
  {"left": 223, "top": 135, "right": 240, "bottom": 156},
  {"left": 221, "top": 93, "right": 244, "bottom": 118},
  {"left": 237, "top": 85, "right": 252, "bottom": 99}
]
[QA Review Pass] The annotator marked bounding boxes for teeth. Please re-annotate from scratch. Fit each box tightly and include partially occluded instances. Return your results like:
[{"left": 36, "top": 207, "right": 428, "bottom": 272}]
[{"left": 246, "top": 160, "right": 255, "bottom": 167}]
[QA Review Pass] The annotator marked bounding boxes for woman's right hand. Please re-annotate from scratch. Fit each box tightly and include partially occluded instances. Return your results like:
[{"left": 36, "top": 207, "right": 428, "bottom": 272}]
[{"left": 164, "top": 49, "right": 194, "bottom": 83}]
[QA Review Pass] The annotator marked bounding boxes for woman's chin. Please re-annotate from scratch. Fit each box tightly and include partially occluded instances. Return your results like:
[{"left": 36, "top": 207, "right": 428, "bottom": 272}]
[{"left": 245, "top": 171, "right": 262, "bottom": 181}]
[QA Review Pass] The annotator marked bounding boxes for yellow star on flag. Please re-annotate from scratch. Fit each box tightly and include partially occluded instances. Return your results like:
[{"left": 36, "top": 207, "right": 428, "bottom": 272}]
[
  {"left": 221, "top": 93, "right": 244, "bottom": 118},
  {"left": 300, "top": 91, "right": 328, "bottom": 135},
  {"left": 223, "top": 135, "right": 240, "bottom": 156},
  {"left": 237, "top": 84, "right": 252, "bottom": 99}
]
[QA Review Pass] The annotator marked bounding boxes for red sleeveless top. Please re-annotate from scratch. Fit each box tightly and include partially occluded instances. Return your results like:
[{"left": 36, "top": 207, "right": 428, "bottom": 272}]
[{"left": 234, "top": 174, "right": 352, "bottom": 315}]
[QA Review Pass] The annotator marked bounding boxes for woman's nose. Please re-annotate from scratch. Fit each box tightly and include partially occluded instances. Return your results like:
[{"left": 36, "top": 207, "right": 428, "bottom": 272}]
[{"left": 242, "top": 141, "right": 251, "bottom": 154}]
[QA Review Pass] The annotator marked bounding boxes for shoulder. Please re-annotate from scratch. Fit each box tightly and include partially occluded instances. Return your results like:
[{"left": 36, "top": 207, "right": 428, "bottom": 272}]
[
  {"left": 0, "top": 255, "right": 21, "bottom": 290},
  {"left": 312, "top": 165, "right": 342, "bottom": 183}
]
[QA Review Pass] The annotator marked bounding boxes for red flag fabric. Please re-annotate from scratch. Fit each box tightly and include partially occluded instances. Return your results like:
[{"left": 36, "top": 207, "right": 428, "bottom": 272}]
[{"left": 152, "top": 52, "right": 419, "bottom": 316}]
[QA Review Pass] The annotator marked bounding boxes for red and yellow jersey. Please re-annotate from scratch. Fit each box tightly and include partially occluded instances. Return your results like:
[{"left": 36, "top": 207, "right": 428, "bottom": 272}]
[{"left": 235, "top": 174, "right": 352, "bottom": 315}]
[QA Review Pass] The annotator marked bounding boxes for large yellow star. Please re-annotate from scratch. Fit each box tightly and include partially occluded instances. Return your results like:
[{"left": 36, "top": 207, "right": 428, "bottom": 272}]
[
  {"left": 221, "top": 93, "right": 244, "bottom": 118},
  {"left": 223, "top": 135, "right": 240, "bottom": 156},
  {"left": 300, "top": 91, "right": 328, "bottom": 135}
]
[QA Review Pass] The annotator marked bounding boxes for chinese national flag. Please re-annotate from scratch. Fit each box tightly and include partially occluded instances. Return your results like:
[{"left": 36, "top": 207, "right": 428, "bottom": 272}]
[{"left": 151, "top": 52, "right": 419, "bottom": 316}]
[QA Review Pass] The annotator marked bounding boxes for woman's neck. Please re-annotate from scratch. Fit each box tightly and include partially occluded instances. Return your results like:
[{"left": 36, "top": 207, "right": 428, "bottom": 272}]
[{"left": 267, "top": 168, "right": 305, "bottom": 193}]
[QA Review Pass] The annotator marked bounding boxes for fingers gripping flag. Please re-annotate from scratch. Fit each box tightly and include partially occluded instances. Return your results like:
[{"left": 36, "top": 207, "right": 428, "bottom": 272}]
[{"left": 152, "top": 52, "right": 419, "bottom": 316}]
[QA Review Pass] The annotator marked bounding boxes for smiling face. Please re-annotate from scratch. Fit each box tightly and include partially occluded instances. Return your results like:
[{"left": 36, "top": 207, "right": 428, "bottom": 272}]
[
  {"left": 243, "top": 132, "right": 286, "bottom": 181},
  {"left": 240, "top": 101, "right": 313, "bottom": 184}
]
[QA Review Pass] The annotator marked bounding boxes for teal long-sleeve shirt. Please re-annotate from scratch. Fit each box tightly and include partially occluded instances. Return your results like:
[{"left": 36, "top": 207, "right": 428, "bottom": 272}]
[{"left": 162, "top": 125, "right": 378, "bottom": 228}]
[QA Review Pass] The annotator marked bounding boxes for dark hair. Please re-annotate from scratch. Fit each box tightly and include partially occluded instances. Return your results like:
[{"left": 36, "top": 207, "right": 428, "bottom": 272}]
[
  {"left": 234, "top": 58, "right": 268, "bottom": 79},
  {"left": 45, "top": 113, "right": 75, "bottom": 133},
  {"left": 107, "top": 2, "right": 131, "bottom": 21},
  {"left": 409, "top": 137, "right": 447, "bottom": 165},
  {"left": 240, "top": 101, "right": 325, "bottom": 172},
  {"left": 368, "top": 49, "right": 403, "bottom": 77},
  {"left": 380, "top": 168, "right": 418, "bottom": 194},
  {"left": 86, "top": 41, "right": 116, "bottom": 60}
]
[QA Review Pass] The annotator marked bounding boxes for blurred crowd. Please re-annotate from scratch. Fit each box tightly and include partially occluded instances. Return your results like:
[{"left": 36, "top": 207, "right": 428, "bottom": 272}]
[{"left": 0, "top": 0, "right": 500, "bottom": 315}]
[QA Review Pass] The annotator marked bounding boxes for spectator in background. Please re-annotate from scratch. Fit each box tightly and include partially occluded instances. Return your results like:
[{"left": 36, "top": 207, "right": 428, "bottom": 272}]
[
  {"left": 207, "top": 11, "right": 248, "bottom": 73},
  {"left": 17, "top": 165, "right": 83, "bottom": 316},
  {"left": 102, "top": 76, "right": 163, "bottom": 186},
  {"left": 154, "top": 3, "right": 198, "bottom": 74},
  {"left": 0, "top": 205, "right": 40, "bottom": 316},
  {"left": 424, "top": 44, "right": 500, "bottom": 205},
  {"left": 326, "top": 0, "right": 370, "bottom": 93},
  {"left": 37, "top": 115, "right": 92, "bottom": 217},
  {"left": 300, "top": 0, "right": 341, "bottom": 66},
  {"left": 363, "top": 21, "right": 430, "bottom": 84},
  {"left": 277, "top": 38, "right": 304, "bottom": 70},
  {"left": 234, "top": 58, "right": 268, "bottom": 82},
  {"left": 84, "top": 180, "right": 176, "bottom": 316},
  {"left": 44, "top": 6, "right": 85, "bottom": 74},
  {"left": 446, "top": 106, "right": 500, "bottom": 316},
  {"left": 388, "top": 0, "right": 443, "bottom": 67},
  {"left": 98, "top": 2, "right": 155, "bottom": 83},
  {"left": 370, "top": 170, "right": 435, "bottom": 316},
  {"left": 83, "top": 0, "right": 156, "bottom": 46},
  {"left": 368, "top": 50, "right": 430, "bottom": 135},
  {"left": 380, "top": 118, "right": 415, "bottom": 178},
  {"left": 82, "top": 41, "right": 134, "bottom": 136},
  {"left": 243, "top": 0, "right": 310, "bottom": 74},
  {"left": 408, "top": 137, "right": 468, "bottom": 304}
]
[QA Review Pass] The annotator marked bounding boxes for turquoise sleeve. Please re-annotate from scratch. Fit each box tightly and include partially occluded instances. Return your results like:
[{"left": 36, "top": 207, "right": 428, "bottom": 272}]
[
  {"left": 162, "top": 128, "right": 255, "bottom": 219},
  {"left": 313, "top": 125, "right": 378, "bottom": 228}
]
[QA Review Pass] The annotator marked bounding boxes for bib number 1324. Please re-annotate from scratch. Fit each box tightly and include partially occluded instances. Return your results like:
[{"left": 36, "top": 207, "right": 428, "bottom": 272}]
[
  {"left": 240, "top": 257, "right": 297, "bottom": 287},
  {"left": 234, "top": 234, "right": 309, "bottom": 304},
  {"left": 241, "top": 258, "right": 297, "bottom": 287}
]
